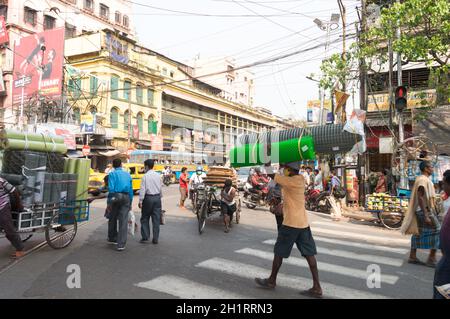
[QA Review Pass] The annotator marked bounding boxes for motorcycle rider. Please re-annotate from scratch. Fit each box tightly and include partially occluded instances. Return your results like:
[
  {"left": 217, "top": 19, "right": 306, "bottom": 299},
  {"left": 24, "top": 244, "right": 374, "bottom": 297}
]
[
  {"left": 250, "top": 167, "right": 269, "bottom": 204},
  {"left": 189, "top": 166, "right": 206, "bottom": 209},
  {"left": 162, "top": 166, "right": 172, "bottom": 184}
]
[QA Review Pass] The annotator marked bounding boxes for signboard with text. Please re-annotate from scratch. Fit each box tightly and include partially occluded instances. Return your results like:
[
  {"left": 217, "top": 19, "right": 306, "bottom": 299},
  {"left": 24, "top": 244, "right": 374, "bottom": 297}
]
[
  {"left": 80, "top": 113, "right": 96, "bottom": 134},
  {"left": 12, "top": 28, "right": 65, "bottom": 105},
  {"left": 367, "top": 89, "right": 436, "bottom": 112}
]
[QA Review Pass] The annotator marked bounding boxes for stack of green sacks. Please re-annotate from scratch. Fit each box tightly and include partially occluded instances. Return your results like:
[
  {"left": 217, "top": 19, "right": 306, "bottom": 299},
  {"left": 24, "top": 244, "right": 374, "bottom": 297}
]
[
  {"left": 0, "top": 130, "right": 68, "bottom": 154},
  {"left": 64, "top": 158, "right": 91, "bottom": 220},
  {"left": 230, "top": 135, "right": 315, "bottom": 168}
]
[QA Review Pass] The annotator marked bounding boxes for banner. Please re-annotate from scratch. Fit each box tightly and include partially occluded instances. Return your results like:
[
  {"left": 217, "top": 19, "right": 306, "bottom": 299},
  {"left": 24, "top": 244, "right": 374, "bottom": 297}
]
[
  {"left": 334, "top": 90, "right": 350, "bottom": 114},
  {"left": 12, "top": 28, "right": 65, "bottom": 105},
  {"left": 367, "top": 89, "right": 436, "bottom": 112},
  {"left": 80, "top": 113, "right": 96, "bottom": 133},
  {"left": 0, "top": 16, "right": 8, "bottom": 45}
]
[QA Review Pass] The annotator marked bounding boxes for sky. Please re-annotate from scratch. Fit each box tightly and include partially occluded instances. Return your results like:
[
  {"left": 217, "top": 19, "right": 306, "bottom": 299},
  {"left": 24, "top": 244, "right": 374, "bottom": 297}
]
[{"left": 131, "top": 0, "right": 361, "bottom": 119}]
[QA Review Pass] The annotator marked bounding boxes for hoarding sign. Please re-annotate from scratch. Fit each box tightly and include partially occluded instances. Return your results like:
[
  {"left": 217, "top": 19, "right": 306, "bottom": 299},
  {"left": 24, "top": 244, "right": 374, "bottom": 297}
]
[
  {"left": 80, "top": 113, "right": 96, "bottom": 134},
  {"left": 105, "top": 33, "right": 129, "bottom": 64},
  {"left": 0, "top": 16, "right": 8, "bottom": 45},
  {"left": 367, "top": 89, "right": 436, "bottom": 112},
  {"left": 12, "top": 28, "right": 65, "bottom": 105}
]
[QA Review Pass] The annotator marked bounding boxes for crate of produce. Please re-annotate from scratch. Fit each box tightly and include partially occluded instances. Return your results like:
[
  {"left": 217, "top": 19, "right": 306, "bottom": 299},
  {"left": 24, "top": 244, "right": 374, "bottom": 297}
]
[{"left": 365, "top": 193, "right": 409, "bottom": 213}]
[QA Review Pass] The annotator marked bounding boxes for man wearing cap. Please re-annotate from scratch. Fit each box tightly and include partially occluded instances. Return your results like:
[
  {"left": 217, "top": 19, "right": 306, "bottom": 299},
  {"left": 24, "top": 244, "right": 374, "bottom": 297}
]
[
  {"left": 189, "top": 166, "right": 206, "bottom": 209},
  {"left": 255, "top": 162, "right": 323, "bottom": 298}
]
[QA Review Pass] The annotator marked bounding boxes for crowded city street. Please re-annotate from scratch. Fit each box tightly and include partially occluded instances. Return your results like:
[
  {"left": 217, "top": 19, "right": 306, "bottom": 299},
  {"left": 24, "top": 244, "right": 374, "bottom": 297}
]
[{"left": 0, "top": 184, "right": 437, "bottom": 299}]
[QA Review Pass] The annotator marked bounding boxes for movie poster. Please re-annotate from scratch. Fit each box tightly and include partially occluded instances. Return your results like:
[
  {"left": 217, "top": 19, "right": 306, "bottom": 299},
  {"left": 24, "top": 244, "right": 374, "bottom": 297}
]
[{"left": 12, "top": 28, "right": 65, "bottom": 105}]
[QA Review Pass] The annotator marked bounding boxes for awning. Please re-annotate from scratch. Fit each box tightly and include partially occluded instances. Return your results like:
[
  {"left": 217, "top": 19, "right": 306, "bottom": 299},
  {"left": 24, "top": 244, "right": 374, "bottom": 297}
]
[
  {"left": 136, "top": 140, "right": 152, "bottom": 148},
  {"left": 98, "top": 150, "right": 121, "bottom": 157},
  {"left": 66, "top": 150, "right": 84, "bottom": 158}
]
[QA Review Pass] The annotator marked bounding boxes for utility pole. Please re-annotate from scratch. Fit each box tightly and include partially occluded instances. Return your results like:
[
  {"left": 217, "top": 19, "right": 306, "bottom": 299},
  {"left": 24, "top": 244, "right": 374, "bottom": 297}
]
[
  {"left": 338, "top": 0, "right": 347, "bottom": 123},
  {"left": 396, "top": 0, "right": 407, "bottom": 189},
  {"left": 357, "top": 0, "right": 368, "bottom": 206},
  {"left": 388, "top": 38, "right": 394, "bottom": 129}
]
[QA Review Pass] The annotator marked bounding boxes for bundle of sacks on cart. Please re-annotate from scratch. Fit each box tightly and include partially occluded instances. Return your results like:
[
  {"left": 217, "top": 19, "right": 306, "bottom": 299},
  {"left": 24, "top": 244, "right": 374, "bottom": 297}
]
[{"left": 0, "top": 130, "right": 89, "bottom": 208}]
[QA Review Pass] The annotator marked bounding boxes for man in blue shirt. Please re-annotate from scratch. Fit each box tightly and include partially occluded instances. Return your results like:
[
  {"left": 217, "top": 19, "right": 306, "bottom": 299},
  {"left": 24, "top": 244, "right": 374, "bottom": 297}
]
[{"left": 107, "top": 158, "right": 133, "bottom": 251}]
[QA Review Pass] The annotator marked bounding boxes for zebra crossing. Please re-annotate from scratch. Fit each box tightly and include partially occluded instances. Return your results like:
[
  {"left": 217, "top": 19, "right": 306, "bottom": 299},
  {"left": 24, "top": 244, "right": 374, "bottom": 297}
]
[{"left": 134, "top": 219, "right": 415, "bottom": 299}]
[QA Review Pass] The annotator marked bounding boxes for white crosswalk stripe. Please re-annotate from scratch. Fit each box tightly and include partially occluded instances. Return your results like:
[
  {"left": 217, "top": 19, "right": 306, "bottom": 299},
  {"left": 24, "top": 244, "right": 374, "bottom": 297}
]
[
  {"left": 135, "top": 275, "right": 249, "bottom": 299},
  {"left": 196, "top": 257, "right": 388, "bottom": 299},
  {"left": 310, "top": 226, "right": 411, "bottom": 245},
  {"left": 312, "top": 221, "right": 407, "bottom": 237},
  {"left": 311, "top": 236, "right": 409, "bottom": 254},
  {"left": 236, "top": 248, "right": 399, "bottom": 285},
  {"left": 262, "top": 239, "right": 404, "bottom": 267}
]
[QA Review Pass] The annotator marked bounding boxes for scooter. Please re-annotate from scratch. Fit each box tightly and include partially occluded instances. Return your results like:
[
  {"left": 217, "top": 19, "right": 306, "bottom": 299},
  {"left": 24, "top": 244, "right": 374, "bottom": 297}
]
[{"left": 242, "top": 182, "right": 268, "bottom": 209}]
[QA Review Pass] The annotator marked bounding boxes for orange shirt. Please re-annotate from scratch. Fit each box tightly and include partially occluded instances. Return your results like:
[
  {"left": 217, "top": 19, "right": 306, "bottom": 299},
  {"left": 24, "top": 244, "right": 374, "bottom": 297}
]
[{"left": 275, "top": 174, "right": 309, "bottom": 229}]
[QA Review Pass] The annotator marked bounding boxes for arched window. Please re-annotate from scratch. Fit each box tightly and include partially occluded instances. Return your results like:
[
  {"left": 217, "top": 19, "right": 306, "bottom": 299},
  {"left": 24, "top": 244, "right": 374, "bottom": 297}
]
[
  {"left": 124, "top": 110, "right": 130, "bottom": 131},
  {"left": 148, "top": 114, "right": 157, "bottom": 134},
  {"left": 137, "top": 112, "right": 143, "bottom": 133},
  {"left": 123, "top": 15, "right": 129, "bottom": 28},
  {"left": 110, "top": 107, "right": 119, "bottom": 129}
]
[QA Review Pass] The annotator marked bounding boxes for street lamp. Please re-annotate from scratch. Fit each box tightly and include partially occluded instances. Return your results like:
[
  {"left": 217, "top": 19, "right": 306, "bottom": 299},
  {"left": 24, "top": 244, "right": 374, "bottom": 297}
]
[{"left": 313, "top": 13, "right": 340, "bottom": 125}]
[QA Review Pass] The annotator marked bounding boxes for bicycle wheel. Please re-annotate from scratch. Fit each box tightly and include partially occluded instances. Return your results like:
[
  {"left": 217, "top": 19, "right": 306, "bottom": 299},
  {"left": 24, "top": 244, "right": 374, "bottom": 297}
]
[
  {"left": 380, "top": 211, "right": 403, "bottom": 230},
  {"left": 45, "top": 211, "right": 78, "bottom": 249},
  {"left": 198, "top": 202, "right": 207, "bottom": 234}
]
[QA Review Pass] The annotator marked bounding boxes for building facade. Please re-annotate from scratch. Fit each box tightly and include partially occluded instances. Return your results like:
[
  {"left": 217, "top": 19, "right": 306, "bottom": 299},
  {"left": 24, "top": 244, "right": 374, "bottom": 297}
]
[
  {"left": 0, "top": 0, "right": 134, "bottom": 123},
  {"left": 65, "top": 30, "right": 278, "bottom": 168},
  {"left": 189, "top": 57, "right": 255, "bottom": 107}
]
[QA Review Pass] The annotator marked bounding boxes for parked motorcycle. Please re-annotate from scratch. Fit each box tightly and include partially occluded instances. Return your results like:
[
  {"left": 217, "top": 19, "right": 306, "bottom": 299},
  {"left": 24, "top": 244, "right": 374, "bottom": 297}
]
[
  {"left": 305, "top": 186, "right": 332, "bottom": 214},
  {"left": 243, "top": 182, "right": 268, "bottom": 209}
]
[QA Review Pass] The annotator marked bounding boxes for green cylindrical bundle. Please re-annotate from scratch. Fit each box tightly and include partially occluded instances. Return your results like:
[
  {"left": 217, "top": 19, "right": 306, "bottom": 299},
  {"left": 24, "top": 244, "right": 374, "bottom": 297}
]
[
  {"left": 75, "top": 158, "right": 90, "bottom": 201},
  {"left": 0, "top": 130, "right": 65, "bottom": 144},
  {"left": 230, "top": 136, "right": 316, "bottom": 167},
  {"left": 272, "top": 136, "right": 316, "bottom": 163},
  {"left": 230, "top": 143, "right": 269, "bottom": 168},
  {"left": 1, "top": 139, "right": 68, "bottom": 154}
]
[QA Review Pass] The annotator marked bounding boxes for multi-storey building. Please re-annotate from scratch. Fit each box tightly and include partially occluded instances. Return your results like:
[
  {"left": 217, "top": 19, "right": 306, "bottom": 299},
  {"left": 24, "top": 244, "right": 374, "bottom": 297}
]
[
  {"left": 189, "top": 57, "right": 255, "bottom": 107},
  {"left": 65, "top": 30, "right": 278, "bottom": 169},
  {"left": 363, "top": 0, "right": 441, "bottom": 172},
  {"left": 0, "top": 0, "right": 134, "bottom": 122}
]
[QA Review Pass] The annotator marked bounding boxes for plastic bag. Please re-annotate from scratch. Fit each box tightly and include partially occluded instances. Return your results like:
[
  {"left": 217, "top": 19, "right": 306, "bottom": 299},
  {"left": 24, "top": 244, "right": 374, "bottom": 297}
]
[{"left": 128, "top": 211, "right": 137, "bottom": 236}]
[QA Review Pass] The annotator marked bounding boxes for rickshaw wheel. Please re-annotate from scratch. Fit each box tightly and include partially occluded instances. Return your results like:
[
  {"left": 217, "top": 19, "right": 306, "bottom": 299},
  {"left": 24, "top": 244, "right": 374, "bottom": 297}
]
[
  {"left": 379, "top": 211, "right": 403, "bottom": 230},
  {"left": 45, "top": 211, "right": 78, "bottom": 249}
]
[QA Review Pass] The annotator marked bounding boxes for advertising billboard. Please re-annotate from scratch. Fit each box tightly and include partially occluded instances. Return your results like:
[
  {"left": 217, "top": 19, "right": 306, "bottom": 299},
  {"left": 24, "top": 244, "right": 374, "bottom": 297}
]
[
  {"left": 12, "top": 28, "right": 65, "bottom": 105},
  {"left": 0, "top": 16, "right": 8, "bottom": 45}
]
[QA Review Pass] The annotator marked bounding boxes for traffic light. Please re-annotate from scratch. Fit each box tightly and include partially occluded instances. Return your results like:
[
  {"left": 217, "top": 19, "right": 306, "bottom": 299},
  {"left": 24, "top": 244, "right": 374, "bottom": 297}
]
[{"left": 395, "top": 86, "right": 407, "bottom": 112}]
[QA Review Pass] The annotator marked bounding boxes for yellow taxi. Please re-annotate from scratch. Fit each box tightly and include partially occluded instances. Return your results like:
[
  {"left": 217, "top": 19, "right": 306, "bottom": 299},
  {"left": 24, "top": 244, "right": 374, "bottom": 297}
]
[
  {"left": 88, "top": 168, "right": 106, "bottom": 195},
  {"left": 122, "top": 163, "right": 146, "bottom": 192}
]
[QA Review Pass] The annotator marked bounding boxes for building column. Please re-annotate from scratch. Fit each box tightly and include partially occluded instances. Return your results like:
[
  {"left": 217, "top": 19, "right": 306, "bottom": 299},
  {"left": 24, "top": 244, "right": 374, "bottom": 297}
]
[{"left": 154, "top": 89, "right": 163, "bottom": 135}]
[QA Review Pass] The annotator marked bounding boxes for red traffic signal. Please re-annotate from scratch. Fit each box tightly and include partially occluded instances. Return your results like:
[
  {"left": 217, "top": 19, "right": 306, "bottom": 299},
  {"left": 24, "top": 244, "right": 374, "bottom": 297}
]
[{"left": 395, "top": 86, "right": 407, "bottom": 112}]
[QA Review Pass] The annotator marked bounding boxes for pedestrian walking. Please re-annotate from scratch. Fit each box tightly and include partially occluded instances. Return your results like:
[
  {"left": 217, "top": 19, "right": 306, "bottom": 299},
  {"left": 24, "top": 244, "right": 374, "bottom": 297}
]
[
  {"left": 329, "top": 170, "right": 344, "bottom": 221},
  {"left": 0, "top": 178, "right": 25, "bottom": 258},
  {"left": 434, "top": 170, "right": 450, "bottom": 299},
  {"left": 139, "top": 159, "right": 163, "bottom": 245},
  {"left": 267, "top": 170, "right": 283, "bottom": 231},
  {"left": 107, "top": 159, "right": 134, "bottom": 251},
  {"left": 313, "top": 169, "right": 323, "bottom": 192},
  {"left": 179, "top": 167, "right": 189, "bottom": 210},
  {"left": 255, "top": 163, "right": 322, "bottom": 298},
  {"left": 221, "top": 179, "right": 237, "bottom": 233},
  {"left": 401, "top": 161, "right": 440, "bottom": 267}
]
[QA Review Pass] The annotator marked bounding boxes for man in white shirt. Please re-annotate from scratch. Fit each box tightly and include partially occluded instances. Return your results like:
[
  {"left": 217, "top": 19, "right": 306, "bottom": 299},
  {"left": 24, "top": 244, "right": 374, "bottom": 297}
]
[
  {"left": 139, "top": 159, "right": 163, "bottom": 244},
  {"left": 189, "top": 166, "right": 206, "bottom": 208}
]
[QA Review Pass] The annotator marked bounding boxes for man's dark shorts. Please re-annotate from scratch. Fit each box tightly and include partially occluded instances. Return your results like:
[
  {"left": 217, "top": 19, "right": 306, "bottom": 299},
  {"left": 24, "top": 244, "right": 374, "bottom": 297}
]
[{"left": 274, "top": 225, "right": 317, "bottom": 258}]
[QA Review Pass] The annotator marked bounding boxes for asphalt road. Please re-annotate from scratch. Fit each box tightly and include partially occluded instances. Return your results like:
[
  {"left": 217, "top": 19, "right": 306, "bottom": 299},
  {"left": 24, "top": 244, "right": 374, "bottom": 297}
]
[{"left": 0, "top": 185, "right": 439, "bottom": 299}]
